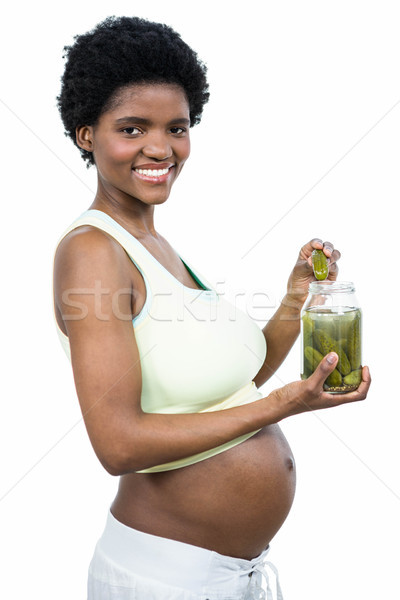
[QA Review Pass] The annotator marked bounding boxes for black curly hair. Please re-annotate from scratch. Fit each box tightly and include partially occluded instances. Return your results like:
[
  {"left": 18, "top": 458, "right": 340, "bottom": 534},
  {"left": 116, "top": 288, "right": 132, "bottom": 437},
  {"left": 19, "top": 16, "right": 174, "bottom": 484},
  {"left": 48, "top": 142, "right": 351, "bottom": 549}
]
[{"left": 57, "top": 16, "right": 210, "bottom": 166}]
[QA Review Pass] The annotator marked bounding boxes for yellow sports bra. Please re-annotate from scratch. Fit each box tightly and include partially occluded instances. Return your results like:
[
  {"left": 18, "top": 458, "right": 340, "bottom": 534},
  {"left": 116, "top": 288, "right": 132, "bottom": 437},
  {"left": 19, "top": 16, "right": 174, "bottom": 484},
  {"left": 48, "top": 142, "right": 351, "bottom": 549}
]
[{"left": 54, "top": 210, "right": 267, "bottom": 473}]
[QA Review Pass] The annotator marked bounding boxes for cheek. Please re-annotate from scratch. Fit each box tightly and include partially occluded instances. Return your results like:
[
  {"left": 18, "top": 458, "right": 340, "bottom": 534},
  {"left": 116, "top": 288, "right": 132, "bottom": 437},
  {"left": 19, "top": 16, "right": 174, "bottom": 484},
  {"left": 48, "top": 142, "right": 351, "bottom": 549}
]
[
  {"left": 178, "top": 138, "right": 191, "bottom": 164},
  {"left": 96, "top": 139, "right": 137, "bottom": 165},
  {"left": 184, "top": 138, "right": 191, "bottom": 159}
]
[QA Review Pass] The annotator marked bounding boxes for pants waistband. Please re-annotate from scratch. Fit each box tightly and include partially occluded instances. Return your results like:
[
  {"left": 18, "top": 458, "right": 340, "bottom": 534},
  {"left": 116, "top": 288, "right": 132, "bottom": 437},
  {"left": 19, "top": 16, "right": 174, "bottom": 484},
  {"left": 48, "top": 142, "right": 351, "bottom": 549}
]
[{"left": 96, "top": 510, "right": 271, "bottom": 593}]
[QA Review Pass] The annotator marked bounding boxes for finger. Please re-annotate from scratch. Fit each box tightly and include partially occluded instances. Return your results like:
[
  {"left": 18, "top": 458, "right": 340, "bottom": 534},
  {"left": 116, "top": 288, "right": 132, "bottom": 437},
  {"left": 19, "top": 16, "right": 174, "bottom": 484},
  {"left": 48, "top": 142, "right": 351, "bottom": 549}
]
[
  {"left": 309, "top": 352, "right": 339, "bottom": 388},
  {"left": 327, "top": 249, "right": 340, "bottom": 280},
  {"left": 311, "top": 237, "right": 323, "bottom": 249},
  {"left": 327, "top": 260, "right": 339, "bottom": 279},
  {"left": 349, "top": 365, "right": 372, "bottom": 398},
  {"left": 322, "top": 241, "right": 334, "bottom": 256},
  {"left": 300, "top": 238, "right": 323, "bottom": 262},
  {"left": 328, "top": 249, "right": 341, "bottom": 265}
]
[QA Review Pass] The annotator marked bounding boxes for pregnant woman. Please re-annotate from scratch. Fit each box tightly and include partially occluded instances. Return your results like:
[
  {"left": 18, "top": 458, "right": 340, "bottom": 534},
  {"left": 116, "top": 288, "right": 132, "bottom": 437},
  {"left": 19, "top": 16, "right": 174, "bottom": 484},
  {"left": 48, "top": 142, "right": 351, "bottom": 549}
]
[{"left": 53, "top": 16, "right": 370, "bottom": 600}]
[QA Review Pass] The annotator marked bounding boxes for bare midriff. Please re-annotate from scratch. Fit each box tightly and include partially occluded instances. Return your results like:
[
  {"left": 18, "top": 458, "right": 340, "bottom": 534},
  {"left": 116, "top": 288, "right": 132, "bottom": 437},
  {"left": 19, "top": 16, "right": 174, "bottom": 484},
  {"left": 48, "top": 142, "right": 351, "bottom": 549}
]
[{"left": 110, "top": 424, "right": 296, "bottom": 560}]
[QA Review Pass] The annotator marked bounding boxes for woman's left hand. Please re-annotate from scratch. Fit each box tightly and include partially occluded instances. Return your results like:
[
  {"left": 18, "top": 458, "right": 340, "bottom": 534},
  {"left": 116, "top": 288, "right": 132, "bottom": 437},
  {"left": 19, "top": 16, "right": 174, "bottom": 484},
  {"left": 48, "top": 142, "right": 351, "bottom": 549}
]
[{"left": 285, "top": 238, "right": 341, "bottom": 310}]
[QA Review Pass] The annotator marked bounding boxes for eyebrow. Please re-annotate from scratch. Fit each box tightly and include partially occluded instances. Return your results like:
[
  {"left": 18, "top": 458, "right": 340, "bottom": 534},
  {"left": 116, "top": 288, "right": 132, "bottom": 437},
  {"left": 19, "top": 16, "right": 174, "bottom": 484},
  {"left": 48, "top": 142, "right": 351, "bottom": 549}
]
[{"left": 115, "top": 116, "right": 190, "bottom": 126}]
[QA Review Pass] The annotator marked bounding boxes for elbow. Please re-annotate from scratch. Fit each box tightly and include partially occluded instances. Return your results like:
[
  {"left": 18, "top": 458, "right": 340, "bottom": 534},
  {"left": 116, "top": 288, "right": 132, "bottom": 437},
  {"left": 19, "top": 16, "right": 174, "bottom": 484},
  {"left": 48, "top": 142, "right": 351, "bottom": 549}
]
[
  {"left": 96, "top": 443, "right": 147, "bottom": 476},
  {"left": 101, "top": 459, "right": 126, "bottom": 477},
  {"left": 95, "top": 448, "right": 126, "bottom": 475},
  {"left": 89, "top": 418, "right": 155, "bottom": 474}
]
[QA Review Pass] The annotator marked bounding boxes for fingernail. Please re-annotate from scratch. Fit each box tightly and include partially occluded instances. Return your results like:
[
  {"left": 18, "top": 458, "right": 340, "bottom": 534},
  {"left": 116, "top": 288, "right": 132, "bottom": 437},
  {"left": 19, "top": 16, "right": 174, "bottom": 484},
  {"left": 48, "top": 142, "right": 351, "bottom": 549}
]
[{"left": 326, "top": 352, "right": 337, "bottom": 364}]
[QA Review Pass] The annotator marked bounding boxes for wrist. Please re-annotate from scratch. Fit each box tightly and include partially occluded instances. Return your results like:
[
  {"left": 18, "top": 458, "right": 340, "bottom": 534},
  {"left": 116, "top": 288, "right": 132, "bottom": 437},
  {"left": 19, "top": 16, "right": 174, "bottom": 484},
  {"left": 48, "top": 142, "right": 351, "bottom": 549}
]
[
  {"left": 266, "top": 387, "right": 293, "bottom": 422},
  {"left": 281, "top": 293, "right": 306, "bottom": 317}
]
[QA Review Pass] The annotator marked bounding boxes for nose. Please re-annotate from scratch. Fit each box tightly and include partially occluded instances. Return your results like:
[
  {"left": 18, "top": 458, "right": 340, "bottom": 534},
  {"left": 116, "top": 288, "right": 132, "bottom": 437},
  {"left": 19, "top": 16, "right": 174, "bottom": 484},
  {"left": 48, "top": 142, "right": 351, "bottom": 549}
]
[{"left": 142, "top": 131, "right": 172, "bottom": 161}]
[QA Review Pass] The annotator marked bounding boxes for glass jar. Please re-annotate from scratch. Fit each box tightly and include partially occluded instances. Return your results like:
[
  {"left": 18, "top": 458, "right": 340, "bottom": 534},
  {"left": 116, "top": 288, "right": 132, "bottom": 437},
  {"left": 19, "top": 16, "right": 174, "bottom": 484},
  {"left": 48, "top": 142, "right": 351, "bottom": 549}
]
[{"left": 301, "top": 281, "right": 362, "bottom": 393}]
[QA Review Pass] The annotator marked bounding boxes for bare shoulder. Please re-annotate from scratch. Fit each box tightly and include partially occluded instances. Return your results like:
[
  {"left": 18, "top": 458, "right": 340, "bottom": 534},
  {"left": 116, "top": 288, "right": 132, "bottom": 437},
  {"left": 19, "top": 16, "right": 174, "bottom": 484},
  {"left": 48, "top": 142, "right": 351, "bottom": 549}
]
[
  {"left": 53, "top": 224, "right": 137, "bottom": 330},
  {"left": 55, "top": 225, "right": 126, "bottom": 272},
  {"left": 54, "top": 225, "right": 131, "bottom": 292}
]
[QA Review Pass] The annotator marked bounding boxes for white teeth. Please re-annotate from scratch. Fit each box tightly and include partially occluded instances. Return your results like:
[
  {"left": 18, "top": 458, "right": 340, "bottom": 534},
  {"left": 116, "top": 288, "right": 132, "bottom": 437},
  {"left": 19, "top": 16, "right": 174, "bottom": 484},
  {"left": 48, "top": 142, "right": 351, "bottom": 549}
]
[{"left": 135, "top": 167, "right": 170, "bottom": 177}]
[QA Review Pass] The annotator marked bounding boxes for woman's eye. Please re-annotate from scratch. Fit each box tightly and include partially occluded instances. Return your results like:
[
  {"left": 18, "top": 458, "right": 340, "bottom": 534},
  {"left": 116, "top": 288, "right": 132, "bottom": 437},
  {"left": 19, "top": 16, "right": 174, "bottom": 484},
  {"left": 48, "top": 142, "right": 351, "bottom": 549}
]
[
  {"left": 122, "top": 127, "right": 141, "bottom": 135},
  {"left": 170, "top": 127, "right": 185, "bottom": 135}
]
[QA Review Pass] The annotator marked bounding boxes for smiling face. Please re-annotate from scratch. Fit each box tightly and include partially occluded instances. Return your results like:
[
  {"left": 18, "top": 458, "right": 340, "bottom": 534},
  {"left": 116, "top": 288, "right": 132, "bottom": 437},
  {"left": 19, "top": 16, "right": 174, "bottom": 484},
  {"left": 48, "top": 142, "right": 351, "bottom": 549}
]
[{"left": 76, "top": 83, "right": 191, "bottom": 209}]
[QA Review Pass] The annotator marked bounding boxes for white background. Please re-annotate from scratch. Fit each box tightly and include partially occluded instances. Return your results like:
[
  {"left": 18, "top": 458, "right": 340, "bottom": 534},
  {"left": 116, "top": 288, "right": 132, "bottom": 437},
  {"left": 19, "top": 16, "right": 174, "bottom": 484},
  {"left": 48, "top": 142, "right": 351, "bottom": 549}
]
[{"left": 0, "top": 1, "right": 399, "bottom": 598}]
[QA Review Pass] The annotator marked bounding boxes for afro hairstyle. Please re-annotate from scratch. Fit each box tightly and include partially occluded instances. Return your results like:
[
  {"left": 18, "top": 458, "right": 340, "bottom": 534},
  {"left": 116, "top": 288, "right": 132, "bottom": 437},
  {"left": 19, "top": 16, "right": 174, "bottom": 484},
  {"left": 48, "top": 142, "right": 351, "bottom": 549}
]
[{"left": 57, "top": 16, "right": 210, "bottom": 166}]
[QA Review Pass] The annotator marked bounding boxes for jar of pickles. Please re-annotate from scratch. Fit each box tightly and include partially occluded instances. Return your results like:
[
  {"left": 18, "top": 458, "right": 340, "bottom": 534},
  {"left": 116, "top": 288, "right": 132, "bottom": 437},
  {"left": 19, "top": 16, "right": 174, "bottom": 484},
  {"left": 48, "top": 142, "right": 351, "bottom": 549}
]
[{"left": 301, "top": 281, "right": 362, "bottom": 393}]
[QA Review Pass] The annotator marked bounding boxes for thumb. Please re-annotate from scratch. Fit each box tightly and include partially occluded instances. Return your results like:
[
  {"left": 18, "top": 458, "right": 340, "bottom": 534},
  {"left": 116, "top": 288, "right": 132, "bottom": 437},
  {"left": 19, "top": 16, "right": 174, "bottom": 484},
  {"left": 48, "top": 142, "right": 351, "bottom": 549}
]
[{"left": 311, "top": 352, "right": 339, "bottom": 387}]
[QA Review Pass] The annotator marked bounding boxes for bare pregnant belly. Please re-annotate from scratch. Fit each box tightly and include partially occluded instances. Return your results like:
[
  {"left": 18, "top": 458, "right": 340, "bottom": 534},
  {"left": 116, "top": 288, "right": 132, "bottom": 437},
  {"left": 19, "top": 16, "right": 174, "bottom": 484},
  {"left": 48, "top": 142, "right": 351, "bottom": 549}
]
[{"left": 111, "top": 424, "right": 296, "bottom": 560}]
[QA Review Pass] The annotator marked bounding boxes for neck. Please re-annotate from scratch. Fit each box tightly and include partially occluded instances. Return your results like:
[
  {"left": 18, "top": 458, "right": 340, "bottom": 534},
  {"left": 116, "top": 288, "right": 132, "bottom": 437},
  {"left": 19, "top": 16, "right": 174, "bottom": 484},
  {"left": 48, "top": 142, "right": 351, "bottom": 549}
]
[{"left": 89, "top": 188, "right": 157, "bottom": 238}]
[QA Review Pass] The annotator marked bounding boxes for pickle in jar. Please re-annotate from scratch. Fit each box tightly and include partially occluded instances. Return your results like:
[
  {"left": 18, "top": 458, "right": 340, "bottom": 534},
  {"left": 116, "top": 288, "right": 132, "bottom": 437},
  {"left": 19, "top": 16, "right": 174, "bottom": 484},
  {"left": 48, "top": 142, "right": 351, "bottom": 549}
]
[{"left": 301, "top": 307, "right": 362, "bottom": 393}]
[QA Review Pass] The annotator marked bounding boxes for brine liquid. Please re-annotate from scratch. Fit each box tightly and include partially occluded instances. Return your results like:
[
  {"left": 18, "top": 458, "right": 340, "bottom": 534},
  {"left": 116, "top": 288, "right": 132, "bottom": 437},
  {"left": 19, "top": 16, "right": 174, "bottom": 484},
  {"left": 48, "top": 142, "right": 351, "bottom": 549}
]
[{"left": 301, "top": 307, "right": 362, "bottom": 393}]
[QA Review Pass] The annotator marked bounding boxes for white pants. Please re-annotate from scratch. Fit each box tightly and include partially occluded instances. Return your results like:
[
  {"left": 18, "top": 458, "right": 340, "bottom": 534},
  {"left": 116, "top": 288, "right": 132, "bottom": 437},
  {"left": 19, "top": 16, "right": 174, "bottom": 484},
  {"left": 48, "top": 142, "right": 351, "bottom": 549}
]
[{"left": 87, "top": 511, "right": 283, "bottom": 600}]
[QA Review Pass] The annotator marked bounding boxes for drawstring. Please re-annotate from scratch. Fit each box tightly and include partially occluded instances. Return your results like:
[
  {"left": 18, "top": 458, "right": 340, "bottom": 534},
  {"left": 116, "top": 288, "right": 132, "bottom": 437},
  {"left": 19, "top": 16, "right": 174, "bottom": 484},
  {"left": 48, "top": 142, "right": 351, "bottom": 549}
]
[{"left": 244, "top": 560, "right": 284, "bottom": 600}]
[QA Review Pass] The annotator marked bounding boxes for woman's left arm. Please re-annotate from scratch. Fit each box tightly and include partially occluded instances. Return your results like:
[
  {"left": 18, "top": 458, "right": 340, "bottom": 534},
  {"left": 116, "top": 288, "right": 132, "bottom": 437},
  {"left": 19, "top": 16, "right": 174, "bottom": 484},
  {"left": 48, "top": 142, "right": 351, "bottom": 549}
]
[{"left": 253, "top": 238, "right": 341, "bottom": 389}]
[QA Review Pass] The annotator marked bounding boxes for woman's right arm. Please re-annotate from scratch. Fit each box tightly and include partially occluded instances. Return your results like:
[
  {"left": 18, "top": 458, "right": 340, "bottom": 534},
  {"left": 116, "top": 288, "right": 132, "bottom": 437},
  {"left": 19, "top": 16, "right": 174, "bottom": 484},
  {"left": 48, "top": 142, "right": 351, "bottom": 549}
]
[{"left": 54, "top": 229, "right": 371, "bottom": 475}]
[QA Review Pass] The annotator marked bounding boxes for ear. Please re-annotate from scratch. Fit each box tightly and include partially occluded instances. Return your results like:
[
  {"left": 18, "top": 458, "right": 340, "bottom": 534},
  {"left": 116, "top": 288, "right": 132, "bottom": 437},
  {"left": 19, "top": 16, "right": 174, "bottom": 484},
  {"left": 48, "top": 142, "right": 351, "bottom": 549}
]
[{"left": 75, "top": 125, "right": 94, "bottom": 152}]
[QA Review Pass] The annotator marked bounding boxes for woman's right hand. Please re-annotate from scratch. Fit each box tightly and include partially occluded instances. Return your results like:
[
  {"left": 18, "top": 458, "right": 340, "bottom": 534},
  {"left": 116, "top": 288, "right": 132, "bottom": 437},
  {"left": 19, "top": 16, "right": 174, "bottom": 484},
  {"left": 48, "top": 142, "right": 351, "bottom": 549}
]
[{"left": 273, "top": 353, "right": 371, "bottom": 419}]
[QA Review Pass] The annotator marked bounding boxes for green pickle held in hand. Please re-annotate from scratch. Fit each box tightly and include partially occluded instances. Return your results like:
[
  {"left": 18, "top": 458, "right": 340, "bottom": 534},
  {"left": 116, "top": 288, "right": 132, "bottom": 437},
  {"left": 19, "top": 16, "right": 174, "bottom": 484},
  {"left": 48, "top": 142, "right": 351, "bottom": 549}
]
[
  {"left": 301, "top": 308, "right": 362, "bottom": 393},
  {"left": 311, "top": 249, "right": 329, "bottom": 280}
]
